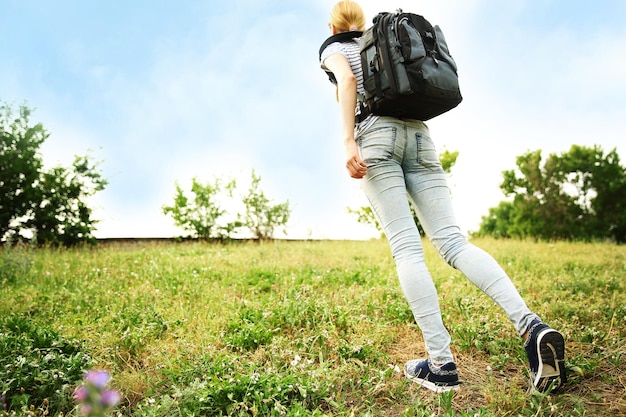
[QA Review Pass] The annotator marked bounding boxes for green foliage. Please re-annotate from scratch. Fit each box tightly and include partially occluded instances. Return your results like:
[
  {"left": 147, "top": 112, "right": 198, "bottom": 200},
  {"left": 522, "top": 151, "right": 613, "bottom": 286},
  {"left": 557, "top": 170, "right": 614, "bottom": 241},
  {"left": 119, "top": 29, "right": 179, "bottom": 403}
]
[
  {"left": 346, "top": 205, "right": 382, "bottom": 236},
  {"left": 162, "top": 176, "right": 240, "bottom": 240},
  {"left": 478, "top": 145, "right": 626, "bottom": 242},
  {"left": 29, "top": 155, "right": 107, "bottom": 246},
  {"left": 0, "top": 102, "right": 108, "bottom": 246},
  {"left": 0, "top": 315, "right": 92, "bottom": 414},
  {"left": 0, "top": 104, "right": 46, "bottom": 240},
  {"left": 112, "top": 305, "right": 169, "bottom": 357},
  {"left": 224, "top": 306, "right": 275, "bottom": 352},
  {"left": 241, "top": 170, "right": 291, "bottom": 240},
  {"left": 439, "top": 148, "right": 459, "bottom": 174},
  {"left": 164, "top": 170, "right": 291, "bottom": 240},
  {"left": 135, "top": 357, "right": 329, "bottom": 416},
  {"left": 268, "top": 287, "right": 352, "bottom": 335}
]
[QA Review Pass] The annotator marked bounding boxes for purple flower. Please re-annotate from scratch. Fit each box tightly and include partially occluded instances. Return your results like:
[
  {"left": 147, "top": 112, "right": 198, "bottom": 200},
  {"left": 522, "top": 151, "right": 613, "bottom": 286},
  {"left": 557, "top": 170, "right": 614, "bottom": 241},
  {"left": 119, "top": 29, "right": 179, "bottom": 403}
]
[
  {"left": 73, "top": 386, "right": 88, "bottom": 402},
  {"left": 74, "top": 369, "right": 122, "bottom": 415},
  {"left": 100, "top": 389, "right": 121, "bottom": 407},
  {"left": 85, "top": 370, "right": 110, "bottom": 388}
]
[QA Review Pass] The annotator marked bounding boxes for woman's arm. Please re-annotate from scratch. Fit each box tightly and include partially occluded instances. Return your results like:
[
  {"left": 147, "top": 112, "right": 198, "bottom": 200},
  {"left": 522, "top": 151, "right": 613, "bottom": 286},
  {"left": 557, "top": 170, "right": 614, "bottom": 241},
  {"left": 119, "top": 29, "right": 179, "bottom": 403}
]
[{"left": 323, "top": 53, "right": 368, "bottom": 179}]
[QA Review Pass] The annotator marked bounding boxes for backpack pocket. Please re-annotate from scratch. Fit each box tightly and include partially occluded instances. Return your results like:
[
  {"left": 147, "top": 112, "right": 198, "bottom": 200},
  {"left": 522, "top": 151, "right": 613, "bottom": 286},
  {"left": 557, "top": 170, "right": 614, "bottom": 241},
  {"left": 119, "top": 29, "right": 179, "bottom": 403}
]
[
  {"left": 433, "top": 25, "right": 458, "bottom": 73},
  {"left": 397, "top": 17, "right": 426, "bottom": 62}
]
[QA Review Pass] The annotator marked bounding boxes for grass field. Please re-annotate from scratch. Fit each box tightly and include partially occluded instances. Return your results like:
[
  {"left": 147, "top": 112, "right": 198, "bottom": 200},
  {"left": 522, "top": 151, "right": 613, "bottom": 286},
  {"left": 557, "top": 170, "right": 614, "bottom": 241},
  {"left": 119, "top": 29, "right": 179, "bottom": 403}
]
[{"left": 1, "top": 238, "right": 624, "bottom": 416}]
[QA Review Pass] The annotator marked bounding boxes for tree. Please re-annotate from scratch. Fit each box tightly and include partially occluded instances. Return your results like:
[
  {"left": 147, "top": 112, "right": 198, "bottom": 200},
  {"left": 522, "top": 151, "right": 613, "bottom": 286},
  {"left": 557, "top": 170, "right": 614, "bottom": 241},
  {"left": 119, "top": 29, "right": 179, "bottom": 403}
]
[
  {"left": 347, "top": 148, "right": 459, "bottom": 236},
  {"left": 0, "top": 104, "right": 46, "bottom": 240},
  {"left": 346, "top": 205, "right": 381, "bottom": 235},
  {"left": 29, "top": 156, "right": 107, "bottom": 246},
  {"left": 241, "top": 170, "right": 291, "bottom": 240},
  {"left": 439, "top": 148, "right": 460, "bottom": 173},
  {"left": 1, "top": 103, "right": 107, "bottom": 245},
  {"left": 478, "top": 145, "right": 626, "bottom": 242},
  {"left": 162, "top": 177, "right": 240, "bottom": 240},
  {"left": 163, "top": 171, "right": 291, "bottom": 240}
]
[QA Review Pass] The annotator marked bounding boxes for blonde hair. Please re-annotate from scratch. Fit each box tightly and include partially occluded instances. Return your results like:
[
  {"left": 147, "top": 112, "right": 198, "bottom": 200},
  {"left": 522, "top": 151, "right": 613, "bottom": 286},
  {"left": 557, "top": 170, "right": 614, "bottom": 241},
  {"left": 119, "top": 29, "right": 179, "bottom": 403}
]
[{"left": 330, "top": 0, "right": 366, "bottom": 32}]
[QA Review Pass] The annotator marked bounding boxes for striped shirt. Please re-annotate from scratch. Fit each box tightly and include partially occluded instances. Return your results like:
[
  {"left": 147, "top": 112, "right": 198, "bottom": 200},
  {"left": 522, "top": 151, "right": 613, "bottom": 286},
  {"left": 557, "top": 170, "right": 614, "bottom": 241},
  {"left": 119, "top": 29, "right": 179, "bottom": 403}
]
[{"left": 320, "top": 38, "right": 377, "bottom": 134}]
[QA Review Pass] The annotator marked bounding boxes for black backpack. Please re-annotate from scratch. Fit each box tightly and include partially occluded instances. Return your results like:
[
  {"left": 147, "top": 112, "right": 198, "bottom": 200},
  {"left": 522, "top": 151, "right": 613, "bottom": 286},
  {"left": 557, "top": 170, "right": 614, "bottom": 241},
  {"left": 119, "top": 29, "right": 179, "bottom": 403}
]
[{"left": 319, "top": 10, "right": 462, "bottom": 121}]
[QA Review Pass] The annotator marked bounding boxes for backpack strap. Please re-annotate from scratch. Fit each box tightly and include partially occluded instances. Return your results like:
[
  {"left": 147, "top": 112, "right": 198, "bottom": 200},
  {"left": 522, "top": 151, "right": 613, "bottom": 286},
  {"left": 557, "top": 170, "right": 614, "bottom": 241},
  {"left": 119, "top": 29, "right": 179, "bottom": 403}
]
[
  {"left": 318, "top": 31, "right": 363, "bottom": 85},
  {"left": 318, "top": 31, "right": 363, "bottom": 61}
]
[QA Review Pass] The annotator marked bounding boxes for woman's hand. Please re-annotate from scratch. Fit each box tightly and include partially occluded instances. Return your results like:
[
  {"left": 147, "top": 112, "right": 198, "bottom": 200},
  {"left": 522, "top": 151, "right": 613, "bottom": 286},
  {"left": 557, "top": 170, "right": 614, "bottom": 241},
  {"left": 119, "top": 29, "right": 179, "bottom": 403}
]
[
  {"left": 345, "top": 139, "right": 367, "bottom": 179},
  {"left": 323, "top": 53, "right": 366, "bottom": 178}
]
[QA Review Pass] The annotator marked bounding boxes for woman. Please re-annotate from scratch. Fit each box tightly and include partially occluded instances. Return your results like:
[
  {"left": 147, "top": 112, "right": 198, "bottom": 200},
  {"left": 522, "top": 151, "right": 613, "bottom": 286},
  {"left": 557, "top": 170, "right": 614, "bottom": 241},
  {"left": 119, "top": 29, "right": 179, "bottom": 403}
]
[{"left": 319, "top": 0, "right": 566, "bottom": 393}]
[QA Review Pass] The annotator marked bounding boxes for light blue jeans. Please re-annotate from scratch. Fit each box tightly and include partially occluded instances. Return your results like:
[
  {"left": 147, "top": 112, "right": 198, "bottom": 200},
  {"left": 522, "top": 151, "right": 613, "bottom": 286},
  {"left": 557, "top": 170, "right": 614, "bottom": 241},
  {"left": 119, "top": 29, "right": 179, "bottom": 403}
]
[{"left": 357, "top": 117, "right": 538, "bottom": 364}]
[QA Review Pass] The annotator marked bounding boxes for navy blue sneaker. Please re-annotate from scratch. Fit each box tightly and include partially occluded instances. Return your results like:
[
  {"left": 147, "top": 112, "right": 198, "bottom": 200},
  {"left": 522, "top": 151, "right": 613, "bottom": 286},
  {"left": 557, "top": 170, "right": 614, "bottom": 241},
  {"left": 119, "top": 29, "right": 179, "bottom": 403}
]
[
  {"left": 524, "top": 319, "right": 566, "bottom": 392},
  {"left": 404, "top": 358, "right": 460, "bottom": 393}
]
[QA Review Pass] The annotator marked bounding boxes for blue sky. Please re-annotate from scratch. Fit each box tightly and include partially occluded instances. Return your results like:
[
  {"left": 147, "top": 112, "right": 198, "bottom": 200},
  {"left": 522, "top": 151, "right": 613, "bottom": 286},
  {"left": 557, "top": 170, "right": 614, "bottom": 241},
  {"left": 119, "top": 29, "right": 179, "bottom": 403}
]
[{"left": 2, "top": 0, "right": 625, "bottom": 239}]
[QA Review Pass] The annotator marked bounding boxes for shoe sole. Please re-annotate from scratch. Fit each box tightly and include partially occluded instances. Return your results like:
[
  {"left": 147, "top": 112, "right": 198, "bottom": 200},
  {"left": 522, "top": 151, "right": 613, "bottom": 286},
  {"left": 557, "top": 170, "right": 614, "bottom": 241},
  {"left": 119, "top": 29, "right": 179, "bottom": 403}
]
[
  {"left": 532, "top": 328, "right": 566, "bottom": 392},
  {"left": 404, "top": 370, "right": 461, "bottom": 393}
]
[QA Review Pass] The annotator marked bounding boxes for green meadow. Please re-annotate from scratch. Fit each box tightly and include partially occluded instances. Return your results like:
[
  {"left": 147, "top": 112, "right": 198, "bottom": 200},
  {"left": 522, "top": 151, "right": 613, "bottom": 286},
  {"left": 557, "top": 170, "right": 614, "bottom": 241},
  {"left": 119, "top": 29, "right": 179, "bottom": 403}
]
[{"left": 1, "top": 238, "right": 624, "bottom": 416}]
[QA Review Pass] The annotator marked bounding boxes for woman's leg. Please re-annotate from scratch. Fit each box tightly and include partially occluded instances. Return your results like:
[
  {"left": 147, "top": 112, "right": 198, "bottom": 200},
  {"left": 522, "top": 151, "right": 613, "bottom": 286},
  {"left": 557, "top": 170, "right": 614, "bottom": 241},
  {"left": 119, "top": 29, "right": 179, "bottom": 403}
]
[
  {"left": 403, "top": 121, "right": 537, "bottom": 336},
  {"left": 359, "top": 118, "right": 454, "bottom": 364}
]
